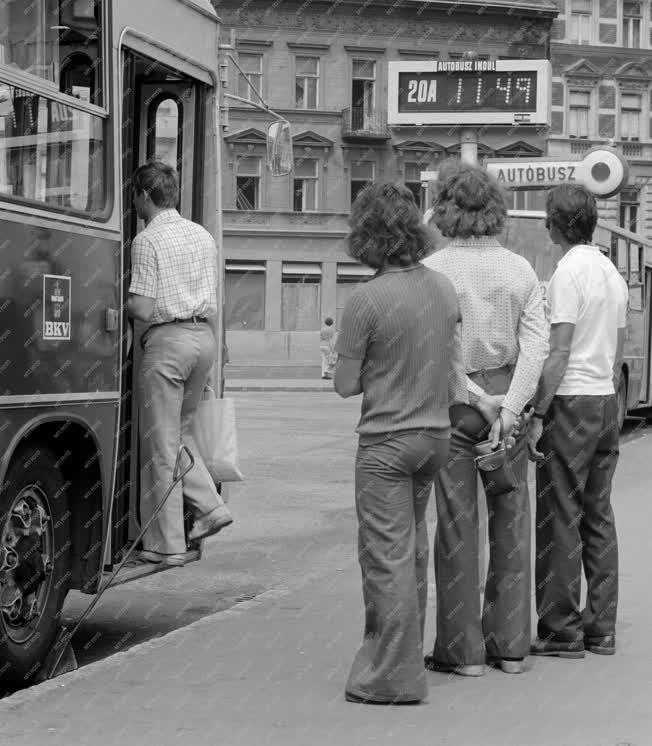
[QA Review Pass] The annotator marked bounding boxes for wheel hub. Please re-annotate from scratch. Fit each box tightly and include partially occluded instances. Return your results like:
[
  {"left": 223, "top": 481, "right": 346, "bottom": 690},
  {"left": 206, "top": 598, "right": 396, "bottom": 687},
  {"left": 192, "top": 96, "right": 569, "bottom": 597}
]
[{"left": 0, "top": 487, "right": 53, "bottom": 643}]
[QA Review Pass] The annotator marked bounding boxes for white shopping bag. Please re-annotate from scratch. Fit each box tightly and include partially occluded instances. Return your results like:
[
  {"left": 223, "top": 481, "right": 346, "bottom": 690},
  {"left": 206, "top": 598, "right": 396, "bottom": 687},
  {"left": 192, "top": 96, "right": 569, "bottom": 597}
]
[{"left": 192, "top": 388, "right": 244, "bottom": 483}]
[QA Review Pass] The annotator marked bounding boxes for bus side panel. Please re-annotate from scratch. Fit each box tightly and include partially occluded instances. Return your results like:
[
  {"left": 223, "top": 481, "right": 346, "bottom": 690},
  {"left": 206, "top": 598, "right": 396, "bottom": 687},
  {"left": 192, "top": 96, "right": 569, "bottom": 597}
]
[
  {"left": 624, "top": 305, "right": 645, "bottom": 406},
  {"left": 0, "top": 217, "right": 121, "bottom": 395}
]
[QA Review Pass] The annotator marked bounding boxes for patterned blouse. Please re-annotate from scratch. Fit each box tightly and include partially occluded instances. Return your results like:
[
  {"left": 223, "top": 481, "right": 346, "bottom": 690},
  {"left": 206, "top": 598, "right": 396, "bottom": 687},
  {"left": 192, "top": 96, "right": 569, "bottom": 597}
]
[{"left": 423, "top": 236, "right": 549, "bottom": 415}]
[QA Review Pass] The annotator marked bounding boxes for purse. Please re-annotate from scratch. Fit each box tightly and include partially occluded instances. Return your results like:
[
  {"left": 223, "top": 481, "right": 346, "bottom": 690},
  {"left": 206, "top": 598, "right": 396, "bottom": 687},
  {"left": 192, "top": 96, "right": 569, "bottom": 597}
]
[
  {"left": 473, "top": 439, "right": 518, "bottom": 494},
  {"left": 192, "top": 387, "right": 244, "bottom": 483},
  {"left": 449, "top": 403, "right": 518, "bottom": 495}
]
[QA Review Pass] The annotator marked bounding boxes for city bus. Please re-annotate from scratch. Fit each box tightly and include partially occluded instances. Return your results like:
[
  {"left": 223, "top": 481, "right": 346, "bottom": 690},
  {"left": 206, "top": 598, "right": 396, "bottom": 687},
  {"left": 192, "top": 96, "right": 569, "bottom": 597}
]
[
  {"left": 423, "top": 189, "right": 652, "bottom": 431},
  {"left": 0, "top": 0, "right": 291, "bottom": 688}
]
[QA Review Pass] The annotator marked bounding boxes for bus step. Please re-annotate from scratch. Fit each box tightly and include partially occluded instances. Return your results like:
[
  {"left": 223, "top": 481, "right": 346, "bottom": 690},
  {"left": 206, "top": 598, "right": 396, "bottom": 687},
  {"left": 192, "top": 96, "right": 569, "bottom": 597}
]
[{"left": 100, "top": 549, "right": 201, "bottom": 589}]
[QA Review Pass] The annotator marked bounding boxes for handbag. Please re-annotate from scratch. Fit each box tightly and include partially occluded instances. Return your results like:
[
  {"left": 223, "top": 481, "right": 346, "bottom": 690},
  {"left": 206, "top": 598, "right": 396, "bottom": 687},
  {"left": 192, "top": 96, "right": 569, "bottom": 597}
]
[
  {"left": 450, "top": 403, "right": 518, "bottom": 495},
  {"left": 192, "top": 387, "right": 244, "bottom": 483}
]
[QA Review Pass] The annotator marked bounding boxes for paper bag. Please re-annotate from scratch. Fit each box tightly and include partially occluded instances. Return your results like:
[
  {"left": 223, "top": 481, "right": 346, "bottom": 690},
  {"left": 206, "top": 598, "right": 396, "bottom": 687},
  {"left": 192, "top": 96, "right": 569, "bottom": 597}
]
[{"left": 192, "top": 389, "right": 244, "bottom": 483}]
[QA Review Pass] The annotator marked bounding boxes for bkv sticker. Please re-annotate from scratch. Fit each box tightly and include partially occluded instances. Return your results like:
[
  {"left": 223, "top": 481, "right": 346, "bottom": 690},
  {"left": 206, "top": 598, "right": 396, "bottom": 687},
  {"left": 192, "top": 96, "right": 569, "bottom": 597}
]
[{"left": 43, "top": 274, "right": 71, "bottom": 341}]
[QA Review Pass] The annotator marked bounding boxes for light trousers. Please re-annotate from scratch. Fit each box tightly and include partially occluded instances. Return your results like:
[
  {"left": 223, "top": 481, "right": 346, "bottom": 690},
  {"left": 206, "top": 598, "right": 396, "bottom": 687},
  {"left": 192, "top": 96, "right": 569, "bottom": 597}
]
[{"left": 138, "top": 322, "right": 225, "bottom": 554}]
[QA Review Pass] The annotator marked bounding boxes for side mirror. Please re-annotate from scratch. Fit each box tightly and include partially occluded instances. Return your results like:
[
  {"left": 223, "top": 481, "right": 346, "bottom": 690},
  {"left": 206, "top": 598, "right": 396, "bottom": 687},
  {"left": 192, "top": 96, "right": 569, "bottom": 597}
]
[{"left": 267, "top": 120, "right": 293, "bottom": 176}]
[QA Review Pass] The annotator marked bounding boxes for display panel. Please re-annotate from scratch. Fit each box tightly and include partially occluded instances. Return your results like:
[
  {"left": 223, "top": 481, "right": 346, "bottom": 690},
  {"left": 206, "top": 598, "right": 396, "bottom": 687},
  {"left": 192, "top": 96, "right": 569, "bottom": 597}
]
[{"left": 388, "top": 60, "right": 551, "bottom": 126}]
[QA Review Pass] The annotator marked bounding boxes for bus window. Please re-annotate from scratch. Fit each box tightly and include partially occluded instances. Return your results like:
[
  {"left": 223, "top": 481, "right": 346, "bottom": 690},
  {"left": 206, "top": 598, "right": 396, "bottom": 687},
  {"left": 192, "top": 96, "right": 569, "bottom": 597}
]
[
  {"left": 149, "top": 97, "right": 180, "bottom": 170},
  {"left": 0, "top": 83, "right": 105, "bottom": 212},
  {"left": 630, "top": 243, "right": 643, "bottom": 284},
  {"left": 616, "top": 237, "right": 629, "bottom": 279},
  {"left": 0, "top": 1, "right": 102, "bottom": 106}
]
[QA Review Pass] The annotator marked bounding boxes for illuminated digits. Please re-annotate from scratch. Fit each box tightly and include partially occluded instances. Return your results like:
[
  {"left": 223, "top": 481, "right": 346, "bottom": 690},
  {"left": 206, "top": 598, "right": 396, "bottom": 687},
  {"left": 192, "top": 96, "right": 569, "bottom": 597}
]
[
  {"left": 514, "top": 76, "right": 532, "bottom": 105},
  {"left": 476, "top": 76, "right": 483, "bottom": 104},
  {"left": 496, "top": 75, "right": 511, "bottom": 104},
  {"left": 456, "top": 76, "right": 463, "bottom": 104},
  {"left": 407, "top": 79, "right": 417, "bottom": 103}
]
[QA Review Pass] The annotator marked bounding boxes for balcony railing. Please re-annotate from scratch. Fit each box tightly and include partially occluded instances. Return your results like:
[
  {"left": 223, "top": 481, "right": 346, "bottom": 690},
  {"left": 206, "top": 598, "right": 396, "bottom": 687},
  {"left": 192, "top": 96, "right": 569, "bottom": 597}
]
[{"left": 341, "top": 108, "right": 391, "bottom": 141}]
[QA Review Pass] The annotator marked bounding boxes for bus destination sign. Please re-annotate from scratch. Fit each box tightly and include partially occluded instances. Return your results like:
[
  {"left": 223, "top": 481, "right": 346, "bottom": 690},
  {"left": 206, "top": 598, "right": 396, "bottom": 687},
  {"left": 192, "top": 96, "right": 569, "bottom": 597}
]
[{"left": 388, "top": 60, "right": 551, "bottom": 127}]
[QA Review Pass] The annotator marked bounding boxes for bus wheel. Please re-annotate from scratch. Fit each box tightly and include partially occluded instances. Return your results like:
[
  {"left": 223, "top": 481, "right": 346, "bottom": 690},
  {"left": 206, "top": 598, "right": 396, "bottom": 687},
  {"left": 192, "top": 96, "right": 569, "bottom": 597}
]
[
  {"left": 616, "top": 373, "right": 627, "bottom": 433},
  {"left": 0, "top": 447, "right": 70, "bottom": 689}
]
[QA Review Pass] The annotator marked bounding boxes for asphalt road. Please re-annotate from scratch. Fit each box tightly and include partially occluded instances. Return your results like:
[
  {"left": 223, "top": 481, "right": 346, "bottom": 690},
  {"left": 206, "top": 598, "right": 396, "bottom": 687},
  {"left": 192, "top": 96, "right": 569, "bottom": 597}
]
[
  {"left": 4, "top": 393, "right": 651, "bottom": 690},
  {"left": 58, "top": 392, "right": 362, "bottom": 668}
]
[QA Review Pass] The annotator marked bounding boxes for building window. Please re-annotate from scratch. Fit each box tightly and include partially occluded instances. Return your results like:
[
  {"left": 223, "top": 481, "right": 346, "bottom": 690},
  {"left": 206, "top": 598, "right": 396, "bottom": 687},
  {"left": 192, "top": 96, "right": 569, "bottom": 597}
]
[
  {"left": 622, "top": 1, "right": 642, "bottom": 48},
  {"left": 449, "top": 52, "right": 490, "bottom": 60},
  {"left": 336, "top": 265, "right": 375, "bottom": 327},
  {"left": 619, "top": 188, "right": 639, "bottom": 233},
  {"left": 569, "top": 0, "right": 592, "bottom": 44},
  {"left": 620, "top": 93, "right": 642, "bottom": 140},
  {"left": 236, "top": 157, "right": 261, "bottom": 210},
  {"left": 351, "top": 59, "right": 376, "bottom": 131},
  {"left": 237, "top": 52, "right": 263, "bottom": 101},
  {"left": 225, "top": 262, "right": 266, "bottom": 331},
  {"left": 281, "top": 263, "right": 321, "bottom": 331},
  {"left": 295, "top": 56, "right": 319, "bottom": 110},
  {"left": 404, "top": 162, "right": 427, "bottom": 210},
  {"left": 293, "top": 158, "right": 319, "bottom": 212},
  {"left": 568, "top": 90, "right": 591, "bottom": 137},
  {"left": 350, "top": 161, "right": 375, "bottom": 205}
]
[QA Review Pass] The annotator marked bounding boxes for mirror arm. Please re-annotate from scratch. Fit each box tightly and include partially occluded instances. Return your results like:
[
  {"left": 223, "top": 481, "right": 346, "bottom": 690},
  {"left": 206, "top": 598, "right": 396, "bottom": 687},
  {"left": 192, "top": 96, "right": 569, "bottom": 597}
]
[{"left": 222, "top": 93, "right": 289, "bottom": 125}]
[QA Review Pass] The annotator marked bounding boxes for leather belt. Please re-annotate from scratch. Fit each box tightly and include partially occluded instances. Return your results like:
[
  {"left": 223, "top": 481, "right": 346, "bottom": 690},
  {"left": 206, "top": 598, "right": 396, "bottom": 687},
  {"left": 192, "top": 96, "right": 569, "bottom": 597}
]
[{"left": 158, "top": 316, "right": 208, "bottom": 325}]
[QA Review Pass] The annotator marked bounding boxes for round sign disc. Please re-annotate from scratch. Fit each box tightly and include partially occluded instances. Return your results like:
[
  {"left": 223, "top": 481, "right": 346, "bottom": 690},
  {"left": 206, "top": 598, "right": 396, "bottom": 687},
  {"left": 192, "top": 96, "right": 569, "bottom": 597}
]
[{"left": 582, "top": 148, "right": 629, "bottom": 198}]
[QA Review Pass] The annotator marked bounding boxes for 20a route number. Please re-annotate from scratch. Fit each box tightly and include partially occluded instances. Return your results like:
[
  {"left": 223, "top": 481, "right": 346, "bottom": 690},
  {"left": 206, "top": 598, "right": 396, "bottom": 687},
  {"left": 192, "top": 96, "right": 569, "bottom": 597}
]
[{"left": 407, "top": 78, "right": 437, "bottom": 104}]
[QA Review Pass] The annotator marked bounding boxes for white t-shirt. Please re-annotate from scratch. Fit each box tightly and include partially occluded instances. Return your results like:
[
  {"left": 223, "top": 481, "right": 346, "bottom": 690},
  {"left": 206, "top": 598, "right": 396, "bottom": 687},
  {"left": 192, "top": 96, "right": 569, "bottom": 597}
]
[{"left": 547, "top": 244, "right": 629, "bottom": 396}]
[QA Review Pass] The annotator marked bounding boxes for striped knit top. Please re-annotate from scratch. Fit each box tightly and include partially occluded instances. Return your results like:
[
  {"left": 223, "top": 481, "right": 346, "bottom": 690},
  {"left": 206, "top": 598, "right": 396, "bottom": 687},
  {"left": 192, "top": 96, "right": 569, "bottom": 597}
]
[{"left": 335, "top": 263, "right": 467, "bottom": 442}]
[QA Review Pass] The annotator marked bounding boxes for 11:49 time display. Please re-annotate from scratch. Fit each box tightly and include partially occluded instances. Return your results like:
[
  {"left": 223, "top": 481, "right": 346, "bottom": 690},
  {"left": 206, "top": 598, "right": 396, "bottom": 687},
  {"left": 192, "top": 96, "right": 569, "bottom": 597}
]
[{"left": 398, "top": 70, "right": 538, "bottom": 113}]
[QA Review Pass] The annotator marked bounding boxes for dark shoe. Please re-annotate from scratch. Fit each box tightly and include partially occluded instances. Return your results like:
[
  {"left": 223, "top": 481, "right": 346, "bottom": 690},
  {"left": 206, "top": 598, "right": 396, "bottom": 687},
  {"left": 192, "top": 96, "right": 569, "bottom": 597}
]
[
  {"left": 345, "top": 692, "right": 420, "bottom": 706},
  {"left": 424, "top": 654, "right": 484, "bottom": 677},
  {"left": 487, "top": 657, "right": 526, "bottom": 674},
  {"left": 584, "top": 635, "right": 616, "bottom": 655},
  {"left": 188, "top": 506, "right": 233, "bottom": 542},
  {"left": 530, "top": 638, "right": 585, "bottom": 658}
]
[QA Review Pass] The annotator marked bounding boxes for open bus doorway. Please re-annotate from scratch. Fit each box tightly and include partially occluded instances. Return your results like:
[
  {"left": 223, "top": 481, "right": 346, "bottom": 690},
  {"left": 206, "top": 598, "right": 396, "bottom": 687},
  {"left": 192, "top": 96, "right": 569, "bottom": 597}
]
[{"left": 113, "top": 50, "right": 208, "bottom": 570}]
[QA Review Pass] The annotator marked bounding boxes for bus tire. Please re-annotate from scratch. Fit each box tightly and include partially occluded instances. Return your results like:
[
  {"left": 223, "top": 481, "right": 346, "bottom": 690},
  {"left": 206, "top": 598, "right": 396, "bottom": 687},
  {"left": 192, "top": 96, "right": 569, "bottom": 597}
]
[
  {"left": 0, "top": 446, "right": 71, "bottom": 690},
  {"left": 616, "top": 373, "right": 627, "bottom": 433}
]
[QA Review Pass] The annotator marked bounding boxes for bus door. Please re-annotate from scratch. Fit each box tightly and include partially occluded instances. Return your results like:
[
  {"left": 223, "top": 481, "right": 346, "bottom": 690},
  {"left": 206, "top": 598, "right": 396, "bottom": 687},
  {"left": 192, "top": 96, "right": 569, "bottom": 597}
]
[
  {"left": 643, "top": 266, "right": 652, "bottom": 404},
  {"left": 113, "top": 50, "right": 205, "bottom": 563}
]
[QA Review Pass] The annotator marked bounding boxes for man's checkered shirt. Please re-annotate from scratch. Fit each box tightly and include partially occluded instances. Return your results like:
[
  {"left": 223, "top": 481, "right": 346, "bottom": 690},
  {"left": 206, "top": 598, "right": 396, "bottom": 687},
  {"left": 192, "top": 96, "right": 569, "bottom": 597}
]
[{"left": 129, "top": 209, "right": 218, "bottom": 325}]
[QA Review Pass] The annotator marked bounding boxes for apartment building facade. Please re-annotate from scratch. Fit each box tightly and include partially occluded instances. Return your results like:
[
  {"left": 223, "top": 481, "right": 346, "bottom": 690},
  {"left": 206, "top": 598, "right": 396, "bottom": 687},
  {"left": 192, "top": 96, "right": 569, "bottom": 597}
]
[
  {"left": 548, "top": 0, "right": 652, "bottom": 236},
  {"left": 213, "top": 0, "right": 557, "bottom": 364}
]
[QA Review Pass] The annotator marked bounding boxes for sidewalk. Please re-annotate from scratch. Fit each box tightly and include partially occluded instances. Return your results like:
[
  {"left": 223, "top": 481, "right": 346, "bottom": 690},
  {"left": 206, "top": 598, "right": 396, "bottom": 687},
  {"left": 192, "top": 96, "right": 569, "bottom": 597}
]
[{"left": 2, "top": 433, "right": 651, "bottom": 746}]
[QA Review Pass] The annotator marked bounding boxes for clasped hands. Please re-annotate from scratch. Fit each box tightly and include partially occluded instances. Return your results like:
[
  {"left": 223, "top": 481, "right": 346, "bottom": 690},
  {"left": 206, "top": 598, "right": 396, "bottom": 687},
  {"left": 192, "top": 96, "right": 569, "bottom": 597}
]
[{"left": 476, "top": 394, "right": 544, "bottom": 461}]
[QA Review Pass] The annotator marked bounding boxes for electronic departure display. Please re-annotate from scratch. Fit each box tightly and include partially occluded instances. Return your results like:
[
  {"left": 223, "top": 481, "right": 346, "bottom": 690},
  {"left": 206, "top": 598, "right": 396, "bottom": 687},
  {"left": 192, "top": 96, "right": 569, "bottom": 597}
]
[{"left": 388, "top": 60, "right": 551, "bottom": 126}]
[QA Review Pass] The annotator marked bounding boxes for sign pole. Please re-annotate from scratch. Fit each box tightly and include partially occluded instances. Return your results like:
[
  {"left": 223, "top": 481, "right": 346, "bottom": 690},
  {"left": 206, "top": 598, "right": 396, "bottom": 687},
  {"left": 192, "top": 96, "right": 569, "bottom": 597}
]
[{"left": 460, "top": 127, "right": 478, "bottom": 166}]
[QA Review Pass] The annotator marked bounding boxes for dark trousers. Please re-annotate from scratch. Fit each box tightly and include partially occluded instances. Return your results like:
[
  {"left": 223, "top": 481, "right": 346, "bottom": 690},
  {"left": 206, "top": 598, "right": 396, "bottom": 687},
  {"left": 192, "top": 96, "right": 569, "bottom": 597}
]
[
  {"left": 346, "top": 431, "right": 449, "bottom": 703},
  {"left": 431, "top": 367, "right": 531, "bottom": 664},
  {"left": 535, "top": 395, "right": 619, "bottom": 643}
]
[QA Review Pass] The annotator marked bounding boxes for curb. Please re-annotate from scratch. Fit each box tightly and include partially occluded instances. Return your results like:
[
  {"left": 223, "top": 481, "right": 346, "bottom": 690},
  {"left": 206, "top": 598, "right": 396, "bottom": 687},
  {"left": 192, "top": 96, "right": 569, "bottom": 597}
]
[{"left": 225, "top": 386, "right": 334, "bottom": 393}]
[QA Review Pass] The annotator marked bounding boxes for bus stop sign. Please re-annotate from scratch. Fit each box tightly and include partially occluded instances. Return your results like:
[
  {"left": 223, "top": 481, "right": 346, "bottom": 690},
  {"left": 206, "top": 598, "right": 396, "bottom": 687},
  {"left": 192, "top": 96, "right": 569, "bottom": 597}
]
[
  {"left": 422, "top": 147, "right": 630, "bottom": 200},
  {"left": 483, "top": 147, "right": 629, "bottom": 199}
]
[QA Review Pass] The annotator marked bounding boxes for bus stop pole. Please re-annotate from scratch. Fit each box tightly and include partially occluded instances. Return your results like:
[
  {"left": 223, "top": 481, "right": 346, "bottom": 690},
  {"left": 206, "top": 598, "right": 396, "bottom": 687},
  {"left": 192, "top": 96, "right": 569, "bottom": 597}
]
[{"left": 460, "top": 127, "right": 478, "bottom": 166}]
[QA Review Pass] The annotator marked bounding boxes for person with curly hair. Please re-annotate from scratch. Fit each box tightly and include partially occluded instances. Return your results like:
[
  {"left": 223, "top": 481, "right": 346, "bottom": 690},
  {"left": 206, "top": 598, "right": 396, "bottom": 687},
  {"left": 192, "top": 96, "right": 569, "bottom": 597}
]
[
  {"left": 422, "top": 159, "right": 549, "bottom": 676},
  {"left": 333, "top": 182, "right": 468, "bottom": 705}
]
